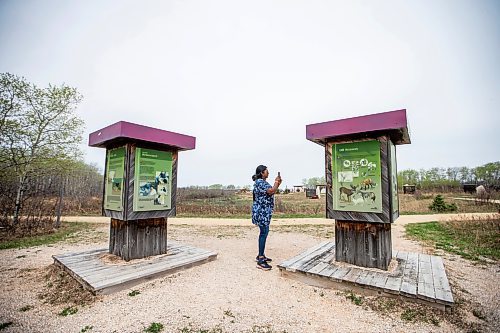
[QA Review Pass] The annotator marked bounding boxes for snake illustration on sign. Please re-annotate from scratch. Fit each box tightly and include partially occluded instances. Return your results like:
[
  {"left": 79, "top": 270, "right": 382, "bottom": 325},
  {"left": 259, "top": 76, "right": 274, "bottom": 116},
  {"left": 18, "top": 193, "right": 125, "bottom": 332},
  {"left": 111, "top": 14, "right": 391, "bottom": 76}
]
[{"left": 133, "top": 148, "right": 173, "bottom": 212}]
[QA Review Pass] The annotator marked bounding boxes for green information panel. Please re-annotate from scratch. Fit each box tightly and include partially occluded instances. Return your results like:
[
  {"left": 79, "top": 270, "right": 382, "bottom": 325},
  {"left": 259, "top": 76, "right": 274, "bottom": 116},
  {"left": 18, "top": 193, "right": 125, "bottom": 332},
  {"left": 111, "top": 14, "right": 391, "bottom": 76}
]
[
  {"left": 333, "top": 140, "right": 382, "bottom": 213},
  {"left": 389, "top": 141, "right": 399, "bottom": 215},
  {"left": 133, "top": 148, "right": 172, "bottom": 212},
  {"left": 104, "top": 147, "right": 125, "bottom": 211}
]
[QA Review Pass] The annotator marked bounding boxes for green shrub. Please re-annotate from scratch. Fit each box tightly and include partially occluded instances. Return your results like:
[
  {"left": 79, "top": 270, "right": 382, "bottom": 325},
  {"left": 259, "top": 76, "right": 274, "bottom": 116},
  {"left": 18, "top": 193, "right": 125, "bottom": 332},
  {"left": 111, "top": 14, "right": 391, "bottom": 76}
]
[
  {"left": 19, "top": 305, "right": 33, "bottom": 312},
  {"left": 0, "top": 322, "right": 14, "bottom": 330},
  {"left": 144, "top": 322, "right": 164, "bottom": 333},
  {"left": 428, "top": 195, "right": 457, "bottom": 212},
  {"left": 59, "top": 306, "right": 78, "bottom": 316},
  {"left": 345, "top": 291, "right": 363, "bottom": 305},
  {"left": 128, "top": 290, "right": 140, "bottom": 297}
]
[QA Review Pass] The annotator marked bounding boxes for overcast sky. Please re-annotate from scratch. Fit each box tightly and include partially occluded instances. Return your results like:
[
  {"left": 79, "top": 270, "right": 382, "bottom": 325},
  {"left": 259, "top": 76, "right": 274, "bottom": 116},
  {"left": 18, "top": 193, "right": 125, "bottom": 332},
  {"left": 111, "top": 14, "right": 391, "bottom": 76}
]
[{"left": 1, "top": 0, "right": 499, "bottom": 188}]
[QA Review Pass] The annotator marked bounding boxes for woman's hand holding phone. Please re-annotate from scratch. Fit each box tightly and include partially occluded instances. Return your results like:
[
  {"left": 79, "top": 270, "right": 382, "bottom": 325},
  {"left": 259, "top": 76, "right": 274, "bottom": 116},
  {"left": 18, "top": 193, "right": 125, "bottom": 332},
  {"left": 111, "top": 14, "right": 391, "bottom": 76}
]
[{"left": 275, "top": 172, "right": 282, "bottom": 185}]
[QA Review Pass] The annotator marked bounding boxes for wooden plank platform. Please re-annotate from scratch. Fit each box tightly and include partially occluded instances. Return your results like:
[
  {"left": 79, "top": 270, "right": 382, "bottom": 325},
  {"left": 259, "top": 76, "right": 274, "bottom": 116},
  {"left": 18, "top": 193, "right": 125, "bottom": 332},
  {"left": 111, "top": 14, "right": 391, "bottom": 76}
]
[
  {"left": 278, "top": 242, "right": 454, "bottom": 311},
  {"left": 53, "top": 241, "right": 217, "bottom": 295}
]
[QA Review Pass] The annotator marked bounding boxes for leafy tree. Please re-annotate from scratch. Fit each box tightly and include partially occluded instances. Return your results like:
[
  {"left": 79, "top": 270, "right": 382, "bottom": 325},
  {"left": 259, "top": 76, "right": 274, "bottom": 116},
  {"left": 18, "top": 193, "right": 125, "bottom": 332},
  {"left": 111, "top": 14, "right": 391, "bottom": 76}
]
[
  {"left": 459, "top": 166, "right": 472, "bottom": 183},
  {"left": 399, "top": 169, "right": 419, "bottom": 185},
  {"left": 0, "top": 73, "right": 83, "bottom": 225},
  {"left": 399, "top": 162, "right": 499, "bottom": 191},
  {"left": 446, "top": 167, "right": 460, "bottom": 182},
  {"left": 0, "top": 73, "right": 27, "bottom": 135},
  {"left": 474, "top": 162, "right": 500, "bottom": 184},
  {"left": 302, "top": 176, "right": 326, "bottom": 188}
]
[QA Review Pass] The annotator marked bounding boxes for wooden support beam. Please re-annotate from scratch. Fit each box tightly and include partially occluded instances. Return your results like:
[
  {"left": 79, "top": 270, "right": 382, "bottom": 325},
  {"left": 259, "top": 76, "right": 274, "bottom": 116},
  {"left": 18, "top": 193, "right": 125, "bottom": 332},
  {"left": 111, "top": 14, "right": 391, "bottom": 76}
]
[
  {"left": 109, "top": 218, "right": 168, "bottom": 261},
  {"left": 335, "top": 220, "right": 392, "bottom": 270}
]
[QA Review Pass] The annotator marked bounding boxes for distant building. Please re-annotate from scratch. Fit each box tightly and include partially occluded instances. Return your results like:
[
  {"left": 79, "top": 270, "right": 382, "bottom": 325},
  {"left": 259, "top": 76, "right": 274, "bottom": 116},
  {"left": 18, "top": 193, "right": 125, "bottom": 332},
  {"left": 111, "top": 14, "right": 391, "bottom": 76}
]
[
  {"left": 293, "top": 185, "right": 305, "bottom": 193},
  {"left": 315, "top": 184, "right": 327, "bottom": 197}
]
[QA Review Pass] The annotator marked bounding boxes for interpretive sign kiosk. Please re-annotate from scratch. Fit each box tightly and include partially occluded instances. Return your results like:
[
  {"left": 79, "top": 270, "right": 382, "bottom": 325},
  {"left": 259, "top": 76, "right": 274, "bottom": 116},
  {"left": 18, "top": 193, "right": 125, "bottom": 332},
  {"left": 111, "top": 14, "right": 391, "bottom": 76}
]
[
  {"left": 306, "top": 110, "right": 410, "bottom": 270},
  {"left": 89, "top": 121, "right": 196, "bottom": 261}
]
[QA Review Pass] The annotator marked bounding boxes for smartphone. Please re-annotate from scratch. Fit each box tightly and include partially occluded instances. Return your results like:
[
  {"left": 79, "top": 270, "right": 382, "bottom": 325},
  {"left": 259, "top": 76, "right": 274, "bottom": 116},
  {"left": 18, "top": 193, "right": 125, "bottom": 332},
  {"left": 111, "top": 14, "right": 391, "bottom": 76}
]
[{"left": 278, "top": 172, "right": 281, "bottom": 177}]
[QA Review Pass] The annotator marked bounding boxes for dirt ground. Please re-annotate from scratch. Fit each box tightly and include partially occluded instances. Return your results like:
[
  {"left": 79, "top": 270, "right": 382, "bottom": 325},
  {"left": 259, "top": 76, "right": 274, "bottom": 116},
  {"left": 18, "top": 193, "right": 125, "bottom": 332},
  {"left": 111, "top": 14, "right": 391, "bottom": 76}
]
[{"left": 0, "top": 213, "right": 499, "bottom": 333}]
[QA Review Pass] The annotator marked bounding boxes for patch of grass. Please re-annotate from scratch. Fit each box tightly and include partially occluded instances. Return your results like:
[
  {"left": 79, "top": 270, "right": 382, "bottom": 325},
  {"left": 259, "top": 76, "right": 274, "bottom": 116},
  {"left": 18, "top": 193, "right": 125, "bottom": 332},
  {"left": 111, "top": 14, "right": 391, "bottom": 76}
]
[
  {"left": 19, "top": 305, "right": 33, "bottom": 312},
  {"left": 251, "top": 325, "right": 274, "bottom": 333},
  {"left": 0, "top": 222, "right": 98, "bottom": 250},
  {"left": 367, "top": 297, "right": 397, "bottom": 313},
  {"left": 223, "top": 309, "right": 234, "bottom": 318},
  {"left": 128, "top": 290, "right": 140, "bottom": 297},
  {"left": 472, "top": 308, "right": 486, "bottom": 320},
  {"left": 405, "top": 217, "right": 500, "bottom": 261},
  {"left": 39, "top": 265, "right": 96, "bottom": 306},
  {"left": 400, "top": 211, "right": 439, "bottom": 215},
  {"left": 0, "top": 322, "right": 13, "bottom": 330},
  {"left": 367, "top": 297, "right": 444, "bottom": 327},
  {"left": 401, "top": 308, "right": 418, "bottom": 321},
  {"left": 80, "top": 325, "right": 93, "bottom": 332},
  {"left": 400, "top": 308, "right": 439, "bottom": 325},
  {"left": 59, "top": 306, "right": 78, "bottom": 316},
  {"left": 144, "top": 322, "right": 164, "bottom": 333},
  {"left": 345, "top": 291, "right": 363, "bottom": 305},
  {"left": 178, "top": 325, "right": 223, "bottom": 333},
  {"left": 429, "top": 317, "right": 440, "bottom": 326}
]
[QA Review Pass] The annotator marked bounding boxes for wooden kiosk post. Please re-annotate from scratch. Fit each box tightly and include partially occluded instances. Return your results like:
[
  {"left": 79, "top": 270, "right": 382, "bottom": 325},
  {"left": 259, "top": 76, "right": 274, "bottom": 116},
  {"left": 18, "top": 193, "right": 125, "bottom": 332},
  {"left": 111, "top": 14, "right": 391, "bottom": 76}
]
[
  {"left": 306, "top": 110, "right": 410, "bottom": 270},
  {"left": 89, "top": 121, "right": 195, "bottom": 261}
]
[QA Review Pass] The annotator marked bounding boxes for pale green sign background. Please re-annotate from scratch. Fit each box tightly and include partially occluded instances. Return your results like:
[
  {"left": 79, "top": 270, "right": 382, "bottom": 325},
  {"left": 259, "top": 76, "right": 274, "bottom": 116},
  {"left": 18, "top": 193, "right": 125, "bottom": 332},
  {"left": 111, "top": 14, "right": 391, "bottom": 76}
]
[
  {"left": 333, "top": 140, "right": 382, "bottom": 213},
  {"left": 133, "top": 148, "right": 173, "bottom": 212},
  {"left": 104, "top": 147, "right": 125, "bottom": 211},
  {"left": 390, "top": 141, "right": 399, "bottom": 215}
]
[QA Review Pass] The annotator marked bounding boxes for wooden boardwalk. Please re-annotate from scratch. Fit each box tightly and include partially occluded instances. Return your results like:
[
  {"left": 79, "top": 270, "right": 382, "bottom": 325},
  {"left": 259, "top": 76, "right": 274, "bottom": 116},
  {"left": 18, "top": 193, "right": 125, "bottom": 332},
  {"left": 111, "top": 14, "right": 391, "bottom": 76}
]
[
  {"left": 53, "top": 241, "right": 217, "bottom": 295},
  {"left": 278, "top": 241, "right": 454, "bottom": 311}
]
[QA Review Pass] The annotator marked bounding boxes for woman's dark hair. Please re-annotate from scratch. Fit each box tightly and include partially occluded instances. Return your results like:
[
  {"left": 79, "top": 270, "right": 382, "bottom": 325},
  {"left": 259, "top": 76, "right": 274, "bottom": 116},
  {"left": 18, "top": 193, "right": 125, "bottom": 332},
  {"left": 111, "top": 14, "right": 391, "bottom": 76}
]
[{"left": 252, "top": 165, "right": 267, "bottom": 181}]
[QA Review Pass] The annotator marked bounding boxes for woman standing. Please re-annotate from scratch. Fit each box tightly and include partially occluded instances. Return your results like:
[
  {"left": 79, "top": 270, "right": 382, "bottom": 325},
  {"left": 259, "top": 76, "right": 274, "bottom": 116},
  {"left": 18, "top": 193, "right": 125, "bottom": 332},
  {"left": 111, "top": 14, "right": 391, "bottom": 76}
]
[{"left": 252, "top": 165, "right": 282, "bottom": 270}]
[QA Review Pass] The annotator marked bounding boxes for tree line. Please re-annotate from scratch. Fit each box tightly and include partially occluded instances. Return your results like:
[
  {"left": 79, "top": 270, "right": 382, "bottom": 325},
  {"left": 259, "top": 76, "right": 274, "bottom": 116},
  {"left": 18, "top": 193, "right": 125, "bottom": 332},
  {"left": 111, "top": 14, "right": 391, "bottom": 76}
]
[
  {"left": 301, "top": 162, "right": 499, "bottom": 192},
  {"left": 2, "top": 72, "right": 499, "bottom": 231},
  {"left": 398, "top": 162, "right": 500, "bottom": 190},
  {"left": 0, "top": 73, "right": 102, "bottom": 229}
]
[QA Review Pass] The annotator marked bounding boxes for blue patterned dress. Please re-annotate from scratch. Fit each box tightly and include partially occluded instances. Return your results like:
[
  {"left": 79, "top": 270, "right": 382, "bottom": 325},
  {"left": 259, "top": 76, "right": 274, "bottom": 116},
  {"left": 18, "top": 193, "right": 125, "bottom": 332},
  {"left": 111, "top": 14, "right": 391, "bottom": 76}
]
[{"left": 252, "top": 179, "right": 274, "bottom": 226}]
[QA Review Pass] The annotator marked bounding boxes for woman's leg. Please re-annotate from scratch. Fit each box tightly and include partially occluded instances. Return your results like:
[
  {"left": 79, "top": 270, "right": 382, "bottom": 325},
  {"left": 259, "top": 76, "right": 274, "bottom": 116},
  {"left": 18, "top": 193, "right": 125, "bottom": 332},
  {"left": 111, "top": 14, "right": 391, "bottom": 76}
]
[{"left": 258, "top": 224, "right": 270, "bottom": 258}]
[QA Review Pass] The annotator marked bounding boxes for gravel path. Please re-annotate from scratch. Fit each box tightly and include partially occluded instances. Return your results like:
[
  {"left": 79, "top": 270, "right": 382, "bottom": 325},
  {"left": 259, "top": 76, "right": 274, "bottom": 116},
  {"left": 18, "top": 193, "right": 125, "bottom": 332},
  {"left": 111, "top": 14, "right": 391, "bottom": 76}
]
[{"left": 0, "top": 213, "right": 498, "bottom": 332}]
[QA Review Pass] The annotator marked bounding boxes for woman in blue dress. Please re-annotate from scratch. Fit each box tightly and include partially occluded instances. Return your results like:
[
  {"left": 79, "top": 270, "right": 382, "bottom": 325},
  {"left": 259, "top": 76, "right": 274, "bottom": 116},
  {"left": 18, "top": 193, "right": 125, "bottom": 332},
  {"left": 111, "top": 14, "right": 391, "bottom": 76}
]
[{"left": 252, "top": 165, "right": 282, "bottom": 270}]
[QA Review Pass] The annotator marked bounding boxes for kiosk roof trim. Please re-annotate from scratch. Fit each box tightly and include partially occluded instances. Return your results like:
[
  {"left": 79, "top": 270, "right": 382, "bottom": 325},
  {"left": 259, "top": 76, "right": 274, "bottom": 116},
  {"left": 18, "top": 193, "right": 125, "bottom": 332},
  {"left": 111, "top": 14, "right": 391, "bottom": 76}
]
[
  {"left": 306, "top": 109, "right": 411, "bottom": 146},
  {"left": 88, "top": 121, "right": 196, "bottom": 150}
]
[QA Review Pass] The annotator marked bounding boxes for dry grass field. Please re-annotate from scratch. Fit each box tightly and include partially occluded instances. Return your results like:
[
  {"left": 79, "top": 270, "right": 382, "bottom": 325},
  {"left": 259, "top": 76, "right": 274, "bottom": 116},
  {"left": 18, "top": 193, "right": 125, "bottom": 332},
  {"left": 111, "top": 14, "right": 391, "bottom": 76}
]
[
  {"left": 176, "top": 190, "right": 499, "bottom": 218},
  {"left": 176, "top": 191, "right": 326, "bottom": 218}
]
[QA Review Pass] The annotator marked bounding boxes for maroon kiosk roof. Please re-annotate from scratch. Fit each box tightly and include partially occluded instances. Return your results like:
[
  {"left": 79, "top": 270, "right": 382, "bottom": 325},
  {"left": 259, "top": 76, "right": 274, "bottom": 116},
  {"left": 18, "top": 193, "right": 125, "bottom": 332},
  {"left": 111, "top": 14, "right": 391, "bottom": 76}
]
[
  {"left": 306, "top": 109, "right": 411, "bottom": 146},
  {"left": 88, "top": 121, "right": 196, "bottom": 150}
]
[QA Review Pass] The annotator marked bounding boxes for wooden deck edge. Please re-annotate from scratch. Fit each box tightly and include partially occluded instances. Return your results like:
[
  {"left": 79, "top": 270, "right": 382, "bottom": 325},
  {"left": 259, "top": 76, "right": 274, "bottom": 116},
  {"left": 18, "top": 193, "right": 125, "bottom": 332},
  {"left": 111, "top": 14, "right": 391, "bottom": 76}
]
[
  {"left": 53, "top": 256, "right": 99, "bottom": 295},
  {"left": 53, "top": 249, "right": 217, "bottom": 296},
  {"left": 278, "top": 267, "right": 453, "bottom": 312},
  {"left": 95, "top": 252, "right": 218, "bottom": 295},
  {"left": 53, "top": 248, "right": 108, "bottom": 260}
]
